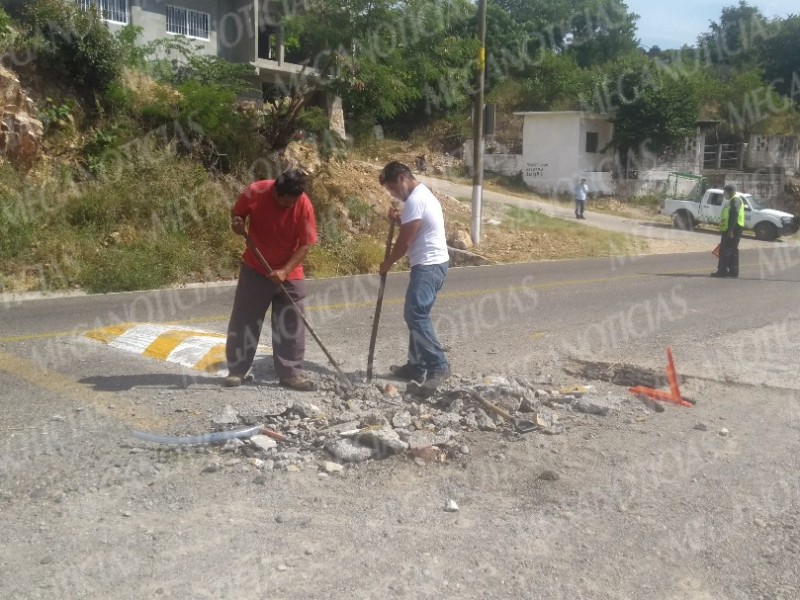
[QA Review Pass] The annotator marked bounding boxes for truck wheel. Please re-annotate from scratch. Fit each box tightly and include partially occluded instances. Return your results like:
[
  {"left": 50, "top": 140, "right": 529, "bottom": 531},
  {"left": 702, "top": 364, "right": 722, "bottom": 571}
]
[
  {"left": 672, "top": 211, "right": 692, "bottom": 230},
  {"left": 754, "top": 222, "right": 778, "bottom": 241}
]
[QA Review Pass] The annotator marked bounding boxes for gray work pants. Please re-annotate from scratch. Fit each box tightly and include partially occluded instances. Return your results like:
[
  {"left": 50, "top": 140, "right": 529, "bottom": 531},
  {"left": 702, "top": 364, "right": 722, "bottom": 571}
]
[{"left": 225, "top": 263, "right": 306, "bottom": 379}]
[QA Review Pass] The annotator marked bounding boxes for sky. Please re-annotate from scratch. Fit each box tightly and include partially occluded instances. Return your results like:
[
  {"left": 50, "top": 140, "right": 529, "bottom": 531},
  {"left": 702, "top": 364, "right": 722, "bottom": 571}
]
[{"left": 627, "top": 0, "right": 798, "bottom": 50}]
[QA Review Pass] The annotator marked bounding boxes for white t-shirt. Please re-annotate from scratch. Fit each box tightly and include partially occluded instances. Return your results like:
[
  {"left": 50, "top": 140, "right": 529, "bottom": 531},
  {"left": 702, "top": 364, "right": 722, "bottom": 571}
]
[{"left": 401, "top": 183, "right": 449, "bottom": 267}]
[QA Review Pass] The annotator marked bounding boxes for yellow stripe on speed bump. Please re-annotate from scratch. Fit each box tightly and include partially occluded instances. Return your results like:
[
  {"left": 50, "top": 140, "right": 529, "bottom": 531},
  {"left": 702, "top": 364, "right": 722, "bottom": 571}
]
[
  {"left": 85, "top": 323, "right": 270, "bottom": 376},
  {"left": 195, "top": 344, "right": 227, "bottom": 374},
  {"left": 84, "top": 323, "right": 134, "bottom": 344},
  {"left": 144, "top": 329, "right": 224, "bottom": 360}
]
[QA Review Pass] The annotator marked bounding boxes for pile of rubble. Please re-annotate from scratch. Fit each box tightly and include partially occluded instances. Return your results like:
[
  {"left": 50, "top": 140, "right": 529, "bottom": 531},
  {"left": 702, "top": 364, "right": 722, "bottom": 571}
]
[{"left": 196, "top": 374, "right": 626, "bottom": 474}]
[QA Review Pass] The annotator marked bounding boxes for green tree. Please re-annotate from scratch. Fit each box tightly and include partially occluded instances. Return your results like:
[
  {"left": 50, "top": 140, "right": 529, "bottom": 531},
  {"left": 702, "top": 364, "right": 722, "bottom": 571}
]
[
  {"left": 697, "top": 1, "right": 770, "bottom": 68},
  {"left": 485, "top": 1, "right": 530, "bottom": 82},
  {"left": 520, "top": 51, "right": 589, "bottom": 110},
  {"left": 284, "top": 0, "right": 477, "bottom": 125},
  {"left": 720, "top": 68, "right": 797, "bottom": 136},
  {"left": 592, "top": 56, "right": 706, "bottom": 169},
  {"left": 23, "top": 0, "right": 122, "bottom": 101},
  {"left": 566, "top": 0, "right": 640, "bottom": 68},
  {"left": 761, "top": 14, "right": 800, "bottom": 102},
  {"left": 491, "top": 0, "right": 638, "bottom": 66}
]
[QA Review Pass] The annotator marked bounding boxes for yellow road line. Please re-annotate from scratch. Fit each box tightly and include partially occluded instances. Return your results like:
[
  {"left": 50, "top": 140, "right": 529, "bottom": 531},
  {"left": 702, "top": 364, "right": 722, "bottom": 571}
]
[{"left": 0, "top": 330, "right": 87, "bottom": 343}]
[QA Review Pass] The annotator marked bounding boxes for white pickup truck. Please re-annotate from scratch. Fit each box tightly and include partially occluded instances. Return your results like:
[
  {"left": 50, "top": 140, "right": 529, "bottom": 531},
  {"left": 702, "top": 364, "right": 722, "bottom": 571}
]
[{"left": 660, "top": 188, "right": 800, "bottom": 241}]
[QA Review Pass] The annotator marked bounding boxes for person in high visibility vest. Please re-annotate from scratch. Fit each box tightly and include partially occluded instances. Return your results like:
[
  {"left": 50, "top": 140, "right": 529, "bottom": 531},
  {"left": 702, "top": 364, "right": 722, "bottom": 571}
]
[{"left": 711, "top": 184, "right": 745, "bottom": 278}]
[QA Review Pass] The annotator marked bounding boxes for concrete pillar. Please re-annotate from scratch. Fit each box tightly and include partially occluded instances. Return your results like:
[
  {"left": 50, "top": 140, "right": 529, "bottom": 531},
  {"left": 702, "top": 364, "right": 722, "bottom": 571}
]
[{"left": 277, "top": 29, "right": 284, "bottom": 65}]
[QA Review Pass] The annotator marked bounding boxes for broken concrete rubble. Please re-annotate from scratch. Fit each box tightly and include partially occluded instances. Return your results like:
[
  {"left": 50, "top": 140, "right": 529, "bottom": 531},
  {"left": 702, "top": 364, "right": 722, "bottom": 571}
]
[
  {"left": 135, "top": 372, "right": 635, "bottom": 473},
  {"left": 250, "top": 435, "right": 278, "bottom": 453},
  {"left": 355, "top": 428, "right": 409, "bottom": 457},
  {"left": 324, "top": 438, "right": 374, "bottom": 463},
  {"left": 573, "top": 395, "right": 621, "bottom": 417}
]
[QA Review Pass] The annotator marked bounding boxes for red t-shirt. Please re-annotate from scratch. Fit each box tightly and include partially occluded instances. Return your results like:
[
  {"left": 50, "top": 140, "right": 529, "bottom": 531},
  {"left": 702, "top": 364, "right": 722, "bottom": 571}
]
[{"left": 232, "top": 180, "right": 317, "bottom": 280}]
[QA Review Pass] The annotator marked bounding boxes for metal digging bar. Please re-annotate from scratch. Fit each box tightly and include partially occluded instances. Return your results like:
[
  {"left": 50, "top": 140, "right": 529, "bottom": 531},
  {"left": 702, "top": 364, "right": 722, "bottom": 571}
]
[
  {"left": 243, "top": 234, "right": 353, "bottom": 390},
  {"left": 366, "top": 221, "right": 396, "bottom": 382}
]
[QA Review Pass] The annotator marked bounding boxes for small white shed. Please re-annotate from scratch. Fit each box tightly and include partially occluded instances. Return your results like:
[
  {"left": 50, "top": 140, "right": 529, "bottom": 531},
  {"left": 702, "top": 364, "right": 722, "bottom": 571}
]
[{"left": 514, "top": 111, "right": 615, "bottom": 196}]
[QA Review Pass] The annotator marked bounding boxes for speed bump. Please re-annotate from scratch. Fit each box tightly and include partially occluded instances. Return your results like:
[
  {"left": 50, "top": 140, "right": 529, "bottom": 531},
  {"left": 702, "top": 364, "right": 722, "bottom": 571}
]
[{"left": 85, "top": 323, "right": 271, "bottom": 376}]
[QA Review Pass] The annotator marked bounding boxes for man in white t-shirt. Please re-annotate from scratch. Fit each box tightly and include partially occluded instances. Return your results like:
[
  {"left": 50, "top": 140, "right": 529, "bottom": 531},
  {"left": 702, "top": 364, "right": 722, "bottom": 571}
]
[
  {"left": 378, "top": 161, "right": 451, "bottom": 384},
  {"left": 575, "top": 177, "right": 588, "bottom": 219}
]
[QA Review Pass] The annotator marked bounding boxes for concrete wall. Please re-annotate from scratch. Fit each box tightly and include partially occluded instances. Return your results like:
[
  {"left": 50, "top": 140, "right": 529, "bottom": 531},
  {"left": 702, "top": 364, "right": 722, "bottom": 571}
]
[
  {"left": 724, "top": 172, "right": 785, "bottom": 204},
  {"left": 465, "top": 113, "right": 615, "bottom": 196},
  {"left": 135, "top": 0, "right": 221, "bottom": 57},
  {"left": 520, "top": 113, "right": 579, "bottom": 194},
  {"left": 221, "top": 0, "right": 257, "bottom": 64},
  {"left": 747, "top": 135, "right": 800, "bottom": 174},
  {"left": 520, "top": 113, "right": 618, "bottom": 196},
  {"left": 622, "top": 131, "right": 705, "bottom": 198},
  {"left": 577, "top": 116, "right": 613, "bottom": 173},
  {"left": 462, "top": 142, "right": 523, "bottom": 177}
]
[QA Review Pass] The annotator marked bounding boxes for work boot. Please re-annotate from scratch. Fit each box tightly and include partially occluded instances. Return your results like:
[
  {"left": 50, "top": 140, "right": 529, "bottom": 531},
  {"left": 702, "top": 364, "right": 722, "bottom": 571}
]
[
  {"left": 425, "top": 366, "right": 452, "bottom": 384},
  {"left": 223, "top": 375, "right": 242, "bottom": 387},
  {"left": 389, "top": 363, "right": 426, "bottom": 384},
  {"left": 279, "top": 376, "right": 316, "bottom": 391}
]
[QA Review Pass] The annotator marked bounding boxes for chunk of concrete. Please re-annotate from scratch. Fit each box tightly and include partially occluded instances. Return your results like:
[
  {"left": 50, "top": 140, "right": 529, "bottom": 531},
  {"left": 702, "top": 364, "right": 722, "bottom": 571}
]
[
  {"left": 250, "top": 435, "right": 278, "bottom": 452},
  {"left": 356, "top": 428, "right": 409, "bottom": 457},
  {"left": 573, "top": 395, "right": 619, "bottom": 417},
  {"left": 324, "top": 438, "right": 374, "bottom": 463}
]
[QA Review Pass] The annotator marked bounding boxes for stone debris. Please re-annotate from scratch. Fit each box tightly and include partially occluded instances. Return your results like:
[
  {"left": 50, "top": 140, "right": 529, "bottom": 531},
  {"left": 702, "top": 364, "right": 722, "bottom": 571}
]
[
  {"left": 321, "top": 461, "right": 344, "bottom": 474},
  {"left": 383, "top": 384, "right": 400, "bottom": 397},
  {"left": 184, "top": 373, "right": 635, "bottom": 473},
  {"left": 356, "top": 428, "right": 409, "bottom": 457},
  {"left": 444, "top": 499, "right": 459, "bottom": 513},
  {"left": 324, "top": 438, "right": 374, "bottom": 463},
  {"left": 250, "top": 435, "right": 278, "bottom": 453},
  {"left": 573, "top": 395, "right": 620, "bottom": 417},
  {"left": 212, "top": 404, "right": 240, "bottom": 425},
  {"left": 475, "top": 408, "right": 498, "bottom": 431},
  {"left": 392, "top": 411, "right": 412, "bottom": 428}
]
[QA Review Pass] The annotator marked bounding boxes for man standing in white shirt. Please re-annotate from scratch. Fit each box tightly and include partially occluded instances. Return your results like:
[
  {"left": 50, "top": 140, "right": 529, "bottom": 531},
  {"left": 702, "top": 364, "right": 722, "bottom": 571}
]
[
  {"left": 378, "top": 161, "right": 451, "bottom": 385},
  {"left": 575, "top": 177, "right": 588, "bottom": 219}
]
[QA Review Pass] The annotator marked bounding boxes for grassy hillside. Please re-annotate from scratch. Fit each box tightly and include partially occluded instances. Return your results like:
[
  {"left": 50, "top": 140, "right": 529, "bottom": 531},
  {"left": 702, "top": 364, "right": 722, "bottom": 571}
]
[{"left": 0, "top": 2, "right": 650, "bottom": 296}]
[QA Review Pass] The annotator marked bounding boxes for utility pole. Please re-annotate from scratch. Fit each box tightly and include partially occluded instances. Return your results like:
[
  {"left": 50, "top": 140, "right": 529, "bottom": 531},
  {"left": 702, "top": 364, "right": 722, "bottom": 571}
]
[{"left": 471, "top": 0, "right": 487, "bottom": 245}]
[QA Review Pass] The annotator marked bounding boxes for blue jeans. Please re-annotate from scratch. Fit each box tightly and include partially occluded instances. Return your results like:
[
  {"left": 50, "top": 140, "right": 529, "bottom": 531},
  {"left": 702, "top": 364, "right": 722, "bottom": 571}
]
[{"left": 404, "top": 262, "right": 449, "bottom": 374}]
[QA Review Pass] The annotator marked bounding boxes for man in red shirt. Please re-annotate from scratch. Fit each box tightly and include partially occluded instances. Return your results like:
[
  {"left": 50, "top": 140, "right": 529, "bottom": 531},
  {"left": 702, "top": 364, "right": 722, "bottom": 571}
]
[{"left": 224, "top": 169, "right": 318, "bottom": 391}]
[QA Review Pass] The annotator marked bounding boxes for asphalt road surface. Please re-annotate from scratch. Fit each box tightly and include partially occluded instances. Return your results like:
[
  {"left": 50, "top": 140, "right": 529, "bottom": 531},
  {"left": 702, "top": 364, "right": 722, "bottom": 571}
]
[{"left": 1, "top": 247, "right": 799, "bottom": 599}]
